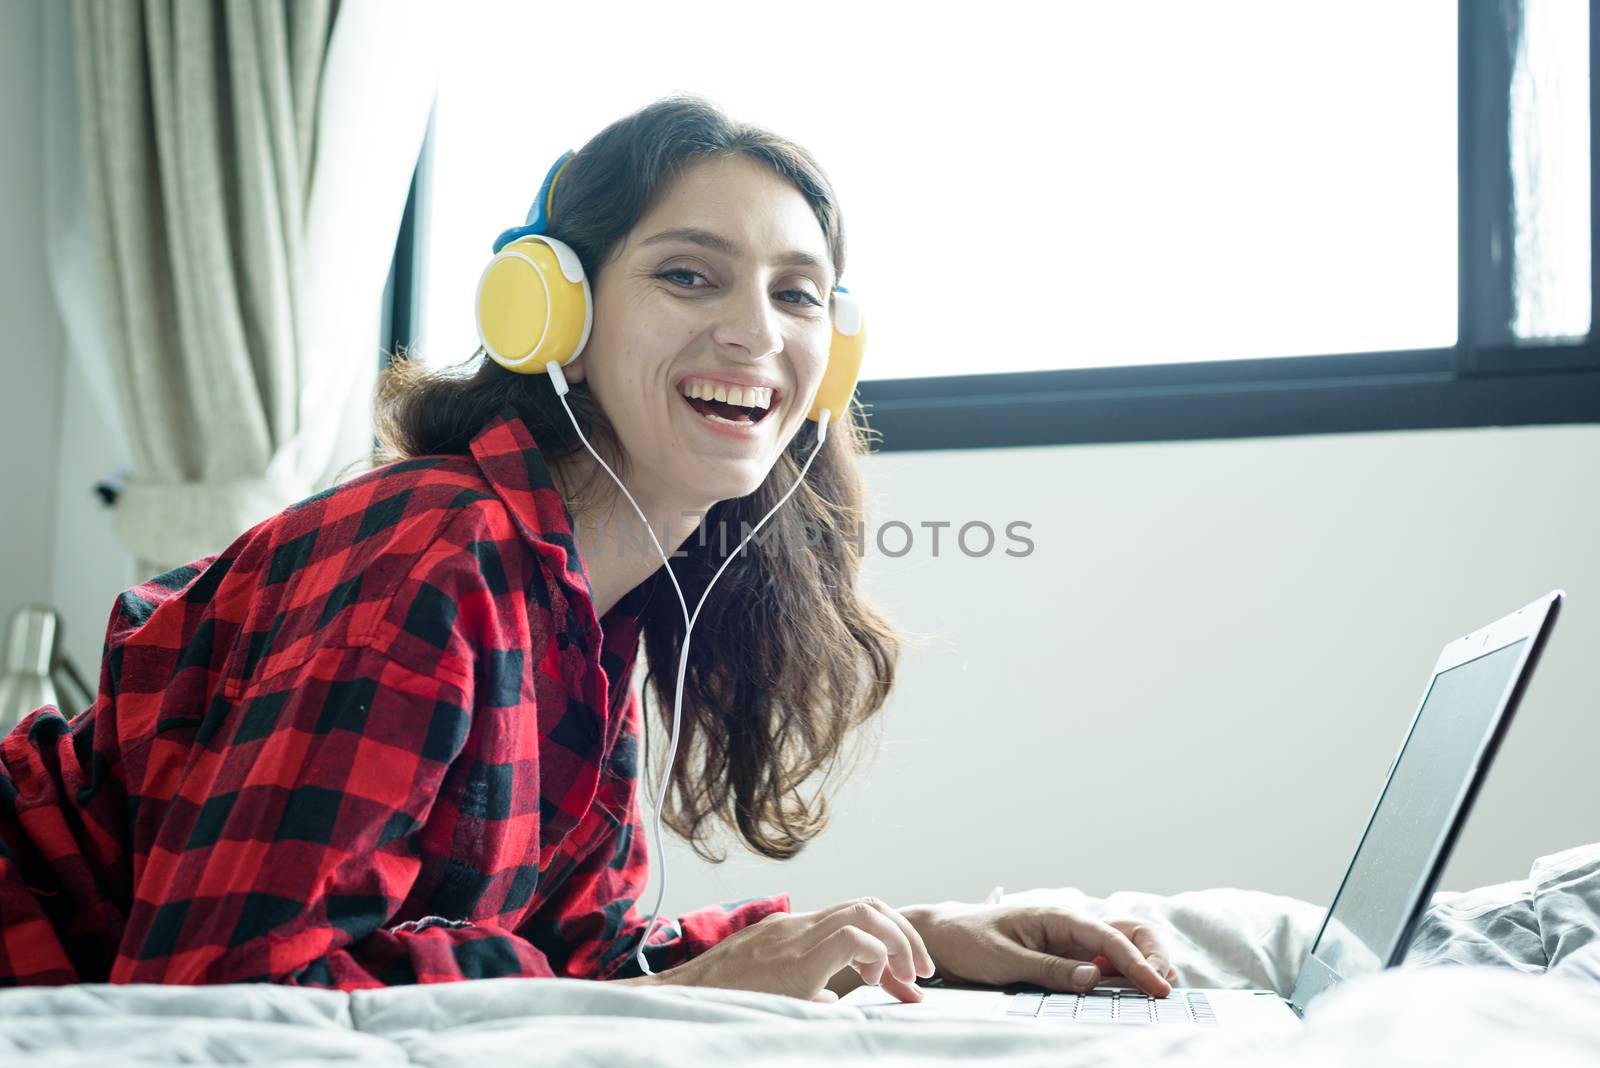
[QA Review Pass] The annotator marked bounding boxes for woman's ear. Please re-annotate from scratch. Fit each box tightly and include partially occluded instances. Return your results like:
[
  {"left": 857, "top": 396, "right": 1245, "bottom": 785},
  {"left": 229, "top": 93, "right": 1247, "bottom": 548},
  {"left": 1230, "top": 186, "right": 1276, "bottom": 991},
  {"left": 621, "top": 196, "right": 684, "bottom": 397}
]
[{"left": 560, "top": 353, "right": 588, "bottom": 385}]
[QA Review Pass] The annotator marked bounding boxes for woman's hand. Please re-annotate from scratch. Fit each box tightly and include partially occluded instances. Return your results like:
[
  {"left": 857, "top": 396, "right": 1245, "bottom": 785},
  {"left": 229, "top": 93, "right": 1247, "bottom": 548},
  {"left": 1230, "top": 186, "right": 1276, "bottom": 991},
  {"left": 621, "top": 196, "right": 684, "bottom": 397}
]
[
  {"left": 625, "top": 897, "right": 936, "bottom": 1003},
  {"left": 905, "top": 902, "right": 1177, "bottom": 997}
]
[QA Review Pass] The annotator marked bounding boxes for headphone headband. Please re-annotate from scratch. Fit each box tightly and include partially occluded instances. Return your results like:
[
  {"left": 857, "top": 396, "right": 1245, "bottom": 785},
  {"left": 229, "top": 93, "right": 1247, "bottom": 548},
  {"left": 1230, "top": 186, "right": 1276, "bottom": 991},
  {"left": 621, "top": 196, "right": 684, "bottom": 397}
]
[{"left": 492, "top": 150, "right": 575, "bottom": 253}]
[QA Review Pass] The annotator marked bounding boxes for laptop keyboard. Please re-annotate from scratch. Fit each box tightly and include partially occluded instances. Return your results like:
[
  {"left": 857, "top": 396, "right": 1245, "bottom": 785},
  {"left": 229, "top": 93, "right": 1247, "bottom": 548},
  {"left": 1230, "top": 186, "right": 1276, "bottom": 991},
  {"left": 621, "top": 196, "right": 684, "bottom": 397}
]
[{"left": 1005, "top": 988, "right": 1216, "bottom": 1025}]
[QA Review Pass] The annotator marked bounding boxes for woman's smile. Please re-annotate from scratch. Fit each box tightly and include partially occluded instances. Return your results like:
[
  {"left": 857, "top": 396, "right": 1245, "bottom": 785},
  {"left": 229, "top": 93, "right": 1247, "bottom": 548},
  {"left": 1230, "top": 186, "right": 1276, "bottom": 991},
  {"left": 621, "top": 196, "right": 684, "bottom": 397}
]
[{"left": 675, "top": 373, "right": 783, "bottom": 438}]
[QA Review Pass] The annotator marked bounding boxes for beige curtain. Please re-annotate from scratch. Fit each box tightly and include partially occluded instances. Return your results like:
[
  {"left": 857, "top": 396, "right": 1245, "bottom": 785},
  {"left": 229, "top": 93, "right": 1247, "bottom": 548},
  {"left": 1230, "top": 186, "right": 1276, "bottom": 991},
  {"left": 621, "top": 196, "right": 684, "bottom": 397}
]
[{"left": 53, "top": 0, "right": 438, "bottom": 577}]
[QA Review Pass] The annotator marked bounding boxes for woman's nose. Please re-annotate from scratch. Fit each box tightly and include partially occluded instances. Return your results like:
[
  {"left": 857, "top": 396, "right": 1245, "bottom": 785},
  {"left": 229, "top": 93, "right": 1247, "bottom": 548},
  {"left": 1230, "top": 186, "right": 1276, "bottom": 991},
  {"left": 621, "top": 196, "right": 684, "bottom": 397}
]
[{"left": 710, "top": 283, "right": 785, "bottom": 361}]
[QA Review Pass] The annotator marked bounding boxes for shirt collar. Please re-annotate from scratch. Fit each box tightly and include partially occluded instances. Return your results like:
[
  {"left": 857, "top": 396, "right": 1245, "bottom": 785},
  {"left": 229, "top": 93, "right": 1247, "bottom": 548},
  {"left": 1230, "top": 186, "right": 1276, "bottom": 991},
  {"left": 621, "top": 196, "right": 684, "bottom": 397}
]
[{"left": 468, "top": 405, "right": 658, "bottom": 683}]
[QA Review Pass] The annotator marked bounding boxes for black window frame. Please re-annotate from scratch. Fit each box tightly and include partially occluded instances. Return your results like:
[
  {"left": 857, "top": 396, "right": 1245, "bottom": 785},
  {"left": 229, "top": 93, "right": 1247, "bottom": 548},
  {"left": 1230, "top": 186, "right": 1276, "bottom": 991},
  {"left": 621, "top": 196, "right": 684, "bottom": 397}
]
[
  {"left": 380, "top": 107, "right": 433, "bottom": 370},
  {"left": 383, "top": 0, "right": 1600, "bottom": 450}
]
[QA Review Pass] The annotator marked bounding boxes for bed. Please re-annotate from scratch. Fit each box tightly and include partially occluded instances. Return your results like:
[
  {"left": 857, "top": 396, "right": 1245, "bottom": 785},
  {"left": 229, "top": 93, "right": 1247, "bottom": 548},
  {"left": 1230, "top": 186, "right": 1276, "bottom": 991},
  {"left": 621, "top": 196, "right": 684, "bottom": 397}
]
[{"left": 3, "top": 842, "right": 1598, "bottom": 1066}]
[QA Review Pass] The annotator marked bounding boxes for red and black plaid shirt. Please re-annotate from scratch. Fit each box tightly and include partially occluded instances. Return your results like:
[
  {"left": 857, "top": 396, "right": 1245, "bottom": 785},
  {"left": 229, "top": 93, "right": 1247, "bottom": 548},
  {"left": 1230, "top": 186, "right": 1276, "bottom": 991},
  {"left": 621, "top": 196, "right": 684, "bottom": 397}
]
[{"left": 0, "top": 407, "right": 788, "bottom": 988}]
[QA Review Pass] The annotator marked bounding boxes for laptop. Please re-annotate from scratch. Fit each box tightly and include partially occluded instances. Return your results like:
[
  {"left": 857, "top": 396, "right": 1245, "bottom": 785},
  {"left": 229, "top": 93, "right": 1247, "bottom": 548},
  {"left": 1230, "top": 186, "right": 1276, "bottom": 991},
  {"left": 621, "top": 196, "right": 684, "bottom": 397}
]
[{"left": 845, "top": 590, "right": 1564, "bottom": 1028}]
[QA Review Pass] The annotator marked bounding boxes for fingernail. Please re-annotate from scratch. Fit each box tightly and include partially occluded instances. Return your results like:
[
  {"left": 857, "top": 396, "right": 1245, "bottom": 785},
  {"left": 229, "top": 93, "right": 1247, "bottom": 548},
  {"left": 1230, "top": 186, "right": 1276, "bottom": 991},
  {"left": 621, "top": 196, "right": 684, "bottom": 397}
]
[{"left": 1071, "top": 964, "right": 1098, "bottom": 987}]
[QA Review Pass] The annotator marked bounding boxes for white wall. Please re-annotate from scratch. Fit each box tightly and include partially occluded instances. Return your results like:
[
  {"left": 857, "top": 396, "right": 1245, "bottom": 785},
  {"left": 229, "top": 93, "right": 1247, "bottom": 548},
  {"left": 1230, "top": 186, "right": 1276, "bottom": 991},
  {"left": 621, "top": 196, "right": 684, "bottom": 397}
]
[
  {"left": 3, "top": 0, "right": 1596, "bottom": 931},
  {"left": 50, "top": 359, "right": 135, "bottom": 678}
]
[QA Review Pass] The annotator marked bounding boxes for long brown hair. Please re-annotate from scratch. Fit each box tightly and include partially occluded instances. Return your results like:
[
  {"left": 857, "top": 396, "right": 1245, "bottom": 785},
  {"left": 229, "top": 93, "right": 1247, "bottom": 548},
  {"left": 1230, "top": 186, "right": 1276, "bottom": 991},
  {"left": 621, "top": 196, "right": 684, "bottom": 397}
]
[{"left": 374, "top": 95, "right": 898, "bottom": 862}]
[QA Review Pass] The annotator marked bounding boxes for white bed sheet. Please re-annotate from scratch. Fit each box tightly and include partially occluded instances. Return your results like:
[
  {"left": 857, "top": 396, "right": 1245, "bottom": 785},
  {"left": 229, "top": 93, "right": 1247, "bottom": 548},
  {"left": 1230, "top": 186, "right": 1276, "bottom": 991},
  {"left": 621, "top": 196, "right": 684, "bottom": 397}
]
[{"left": 2, "top": 843, "right": 1598, "bottom": 1066}]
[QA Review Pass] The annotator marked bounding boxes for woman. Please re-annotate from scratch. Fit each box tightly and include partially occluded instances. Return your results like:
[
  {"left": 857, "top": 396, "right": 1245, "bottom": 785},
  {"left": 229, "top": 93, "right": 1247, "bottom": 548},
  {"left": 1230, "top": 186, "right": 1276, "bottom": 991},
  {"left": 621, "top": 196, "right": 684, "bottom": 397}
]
[{"left": 0, "top": 95, "right": 1174, "bottom": 1001}]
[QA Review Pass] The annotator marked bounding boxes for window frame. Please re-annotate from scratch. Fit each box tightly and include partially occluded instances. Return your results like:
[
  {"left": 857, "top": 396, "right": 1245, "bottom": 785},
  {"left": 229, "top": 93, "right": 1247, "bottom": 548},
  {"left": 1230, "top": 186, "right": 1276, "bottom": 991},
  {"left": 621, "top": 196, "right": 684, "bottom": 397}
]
[
  {"left": 382, "top": 0, "right": 1600, "bottom": 450},
  {"left": 380, "top": 108, "right": 434, "bottom": 369}
]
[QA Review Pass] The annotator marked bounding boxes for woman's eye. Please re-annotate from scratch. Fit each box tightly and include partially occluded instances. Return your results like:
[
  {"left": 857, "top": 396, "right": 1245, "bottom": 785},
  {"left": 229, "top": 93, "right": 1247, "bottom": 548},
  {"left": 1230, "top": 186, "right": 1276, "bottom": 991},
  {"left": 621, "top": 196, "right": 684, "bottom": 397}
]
[
  {"left": 657, "top": 268, "right": 824, "bottom": 310},
  {"left": 781, "top": 289, "right": 827, "bottom": 309},
  {"left": 658, "top": 267, "right": 708, "bottom": 288}
]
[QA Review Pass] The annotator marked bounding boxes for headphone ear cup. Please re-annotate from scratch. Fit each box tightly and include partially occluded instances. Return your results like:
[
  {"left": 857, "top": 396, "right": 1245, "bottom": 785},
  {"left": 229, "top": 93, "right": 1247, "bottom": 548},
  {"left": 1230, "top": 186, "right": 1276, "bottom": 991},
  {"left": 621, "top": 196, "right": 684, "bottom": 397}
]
[
  {"left": 808, "top": 289, "right": 866, "bottom": 423},
  {"left": 476, "top": 236, "right": 593, "bottom": 374}
]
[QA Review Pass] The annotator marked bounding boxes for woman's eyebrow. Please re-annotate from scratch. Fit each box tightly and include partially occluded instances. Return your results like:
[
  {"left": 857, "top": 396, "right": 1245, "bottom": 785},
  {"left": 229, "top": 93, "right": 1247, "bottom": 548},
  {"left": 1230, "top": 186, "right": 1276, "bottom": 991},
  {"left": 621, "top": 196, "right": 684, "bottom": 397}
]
[{"left": 640, "top": 226, "right": 831, "bottom": 277}]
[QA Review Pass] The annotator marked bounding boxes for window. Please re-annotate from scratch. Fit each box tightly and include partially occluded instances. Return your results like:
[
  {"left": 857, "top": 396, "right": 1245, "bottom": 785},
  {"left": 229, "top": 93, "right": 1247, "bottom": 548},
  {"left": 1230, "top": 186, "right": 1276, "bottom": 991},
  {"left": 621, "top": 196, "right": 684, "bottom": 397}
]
[
  {"left": 383, "top": 0, "right": 1600, "bottom": 450},
  {"left": 1508, "top": 0, "right": 1591, "bottom": 341}
]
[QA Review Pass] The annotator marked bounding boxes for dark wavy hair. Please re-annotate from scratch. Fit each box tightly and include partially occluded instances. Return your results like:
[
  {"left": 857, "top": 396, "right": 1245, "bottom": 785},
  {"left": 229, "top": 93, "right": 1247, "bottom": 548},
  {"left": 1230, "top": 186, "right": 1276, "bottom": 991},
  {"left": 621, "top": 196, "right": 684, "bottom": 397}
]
[{"left": 372, "top": 94, "right": 899, "bottom": 861}]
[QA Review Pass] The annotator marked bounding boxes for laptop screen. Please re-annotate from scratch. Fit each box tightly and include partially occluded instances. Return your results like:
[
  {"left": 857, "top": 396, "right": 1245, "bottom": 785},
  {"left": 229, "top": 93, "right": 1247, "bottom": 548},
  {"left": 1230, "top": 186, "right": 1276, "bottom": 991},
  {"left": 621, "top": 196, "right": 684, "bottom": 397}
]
[{"left": 1309, "top": 638, "right": 1528, "bottom": 980}]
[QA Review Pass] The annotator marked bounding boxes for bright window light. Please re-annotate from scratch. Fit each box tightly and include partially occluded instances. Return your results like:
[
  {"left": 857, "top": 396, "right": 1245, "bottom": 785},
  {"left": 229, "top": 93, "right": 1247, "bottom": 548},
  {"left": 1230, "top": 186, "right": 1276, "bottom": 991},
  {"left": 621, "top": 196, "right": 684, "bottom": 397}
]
[
  {"left": 1510, "top": 0, "right": 1591, "bottom": 341},
  {"left": 419, "top": 0, "right": 1458, "bottom": 380}
]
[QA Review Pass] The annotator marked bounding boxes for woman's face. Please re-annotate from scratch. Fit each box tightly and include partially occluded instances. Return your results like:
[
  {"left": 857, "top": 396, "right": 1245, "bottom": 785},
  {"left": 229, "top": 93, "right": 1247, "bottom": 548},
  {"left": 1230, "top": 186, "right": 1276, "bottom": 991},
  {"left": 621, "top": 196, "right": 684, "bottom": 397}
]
[{"left": 569, "top": 153, "right": 835, "bottom": 514}]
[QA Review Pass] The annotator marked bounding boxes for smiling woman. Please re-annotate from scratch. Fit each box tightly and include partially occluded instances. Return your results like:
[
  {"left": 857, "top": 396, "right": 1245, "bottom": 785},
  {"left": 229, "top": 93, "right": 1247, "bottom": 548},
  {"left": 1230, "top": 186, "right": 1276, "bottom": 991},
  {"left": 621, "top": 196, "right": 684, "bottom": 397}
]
[
  {"left": 0, "top": 94, "right": 895, "bottom": 994},
  {"left": 364, "top": 98, "right": 915, "bottom": 989},
  {"left": 374, "top": 97, "right": 898, "bottom": 862}
]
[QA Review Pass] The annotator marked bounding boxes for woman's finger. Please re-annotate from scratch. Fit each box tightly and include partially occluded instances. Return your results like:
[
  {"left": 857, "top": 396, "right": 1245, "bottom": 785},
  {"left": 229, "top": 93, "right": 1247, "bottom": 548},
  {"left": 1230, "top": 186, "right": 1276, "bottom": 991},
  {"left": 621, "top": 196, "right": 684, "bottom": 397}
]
[
  {"left": 876, "top": 968, "right": 925, "bottom": 1003},
  {"left": 1092, "top": 951, "right": 1178, "bottom": 982},
  {"left": 1049, "top": 912, "right": 1170, "bottom": 996},
  {"left": 810, "top": 924, "right": 892, "bottom": 991},
  {"left": 812, "top": 899, "right": 921, "bottom": 984},
  {"left": 860, "top": 897, "right": 936, "bottom": 978},
  {"left": 1021, "top": 950, "right": 1103, "bottom": 992},
  {"left": 1083, "top": 918, "right": 1170, "bottom": 995},
  {"left": 1109, "top": 919, "right": 1173, "bottom": 979}
]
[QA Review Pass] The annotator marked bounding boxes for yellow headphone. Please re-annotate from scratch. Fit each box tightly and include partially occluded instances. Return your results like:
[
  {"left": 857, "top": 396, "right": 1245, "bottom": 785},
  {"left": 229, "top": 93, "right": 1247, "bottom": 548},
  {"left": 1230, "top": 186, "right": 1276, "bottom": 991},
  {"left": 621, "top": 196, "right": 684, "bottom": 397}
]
[{"left": 476, "top": 150, "right": 865, "bottom": 425}]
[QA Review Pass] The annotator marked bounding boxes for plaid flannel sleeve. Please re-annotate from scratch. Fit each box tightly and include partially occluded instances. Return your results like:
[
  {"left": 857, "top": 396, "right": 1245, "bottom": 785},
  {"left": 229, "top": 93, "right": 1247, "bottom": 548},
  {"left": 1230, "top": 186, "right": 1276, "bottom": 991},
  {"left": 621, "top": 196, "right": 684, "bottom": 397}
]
[
  {"left": 0, "top": 705, "right": 97, "bottom": 985},
  {"left": 108, "top": 639, "right": 574, "bottom": 988}
]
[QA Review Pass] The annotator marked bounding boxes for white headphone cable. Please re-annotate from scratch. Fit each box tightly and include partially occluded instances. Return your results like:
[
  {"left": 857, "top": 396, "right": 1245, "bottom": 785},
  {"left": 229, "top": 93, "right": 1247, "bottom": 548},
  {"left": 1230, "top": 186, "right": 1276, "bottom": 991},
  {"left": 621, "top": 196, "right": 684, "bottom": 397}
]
[{"left": 546, "top": 363, "right": 831, "bottom": 977}]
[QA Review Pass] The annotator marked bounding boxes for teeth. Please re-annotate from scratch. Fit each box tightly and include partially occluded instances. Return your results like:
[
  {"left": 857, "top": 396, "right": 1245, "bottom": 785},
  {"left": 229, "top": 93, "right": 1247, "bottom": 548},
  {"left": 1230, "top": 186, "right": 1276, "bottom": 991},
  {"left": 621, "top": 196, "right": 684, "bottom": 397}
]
[{"left": 677, "top": 380, "right": 773, "bottom": 409}]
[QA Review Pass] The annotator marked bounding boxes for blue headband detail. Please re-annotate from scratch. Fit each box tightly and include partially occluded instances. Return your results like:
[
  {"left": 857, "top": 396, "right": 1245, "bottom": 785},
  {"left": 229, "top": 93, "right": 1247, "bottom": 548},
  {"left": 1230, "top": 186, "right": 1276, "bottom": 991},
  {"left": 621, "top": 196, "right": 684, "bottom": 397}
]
[{"left": 492, "top": 149, "right": 574, "bottom": 254}]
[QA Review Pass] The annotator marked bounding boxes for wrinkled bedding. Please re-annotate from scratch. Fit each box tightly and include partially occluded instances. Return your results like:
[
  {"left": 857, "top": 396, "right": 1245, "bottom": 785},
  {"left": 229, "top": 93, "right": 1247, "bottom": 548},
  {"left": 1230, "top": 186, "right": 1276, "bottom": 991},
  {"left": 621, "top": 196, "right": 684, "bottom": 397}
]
[{"left": 2, "top": 843, "right": 1598, "bottom": 1066}]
